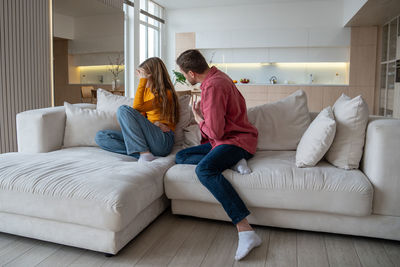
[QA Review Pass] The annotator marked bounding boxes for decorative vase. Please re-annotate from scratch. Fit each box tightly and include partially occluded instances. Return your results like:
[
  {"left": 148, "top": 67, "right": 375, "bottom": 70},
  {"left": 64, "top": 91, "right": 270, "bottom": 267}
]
[{"left": 112, "top": 78, "right": 119, "bottom": 91}]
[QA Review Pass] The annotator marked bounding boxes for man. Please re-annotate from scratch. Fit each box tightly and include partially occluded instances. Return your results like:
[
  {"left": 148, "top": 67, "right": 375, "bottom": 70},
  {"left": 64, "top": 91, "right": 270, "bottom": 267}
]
[{"left": 175, "top": 49, "right": 261, "bottom": 261}]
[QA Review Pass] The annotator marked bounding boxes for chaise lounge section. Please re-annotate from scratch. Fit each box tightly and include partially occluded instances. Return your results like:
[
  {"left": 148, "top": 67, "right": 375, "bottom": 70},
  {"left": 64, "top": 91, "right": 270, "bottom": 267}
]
[{"left": 0, "top": 104, "right": 176, "bottom": 255}]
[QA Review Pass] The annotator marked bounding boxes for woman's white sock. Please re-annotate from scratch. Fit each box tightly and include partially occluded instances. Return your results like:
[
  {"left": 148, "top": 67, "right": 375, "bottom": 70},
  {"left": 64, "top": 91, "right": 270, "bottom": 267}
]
[
  {"left": 235, "top": 230, "right": 262, "bottom": 261},
  {"left": 231, "top": 159, "right": 251, "bottom": 174},
  {"left": 138, "top": 152, "right": 157, "bottom": 163}
]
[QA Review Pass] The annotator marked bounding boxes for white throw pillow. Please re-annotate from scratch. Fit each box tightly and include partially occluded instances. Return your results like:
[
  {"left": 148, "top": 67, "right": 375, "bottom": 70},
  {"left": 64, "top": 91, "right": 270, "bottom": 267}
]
[
  {"left": 96, "top": 88, "right": 133, "bottom": 114},
  {"left": 63, "top": 102, "right": 120, "bottom": 147},
  {"left": 174, "top": 95, "right": 192, "bottom": 146},
  {"left": 296, "top": 106, "right": 336, "bottom": 167},
  {"left": 247, "top": 90, "right": 311, "bottom": 150},
  {"left": 96, "top": 89, "right": 191, "bottom": 146},
  {"left": 326, "top": 94, "right": 369, "bottom": 170}
]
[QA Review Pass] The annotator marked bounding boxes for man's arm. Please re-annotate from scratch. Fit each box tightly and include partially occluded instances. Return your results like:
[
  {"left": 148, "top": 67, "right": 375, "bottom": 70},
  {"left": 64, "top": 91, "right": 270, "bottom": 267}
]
[{"left": 199, "top": 84, "right": 227, "bottom": 140}]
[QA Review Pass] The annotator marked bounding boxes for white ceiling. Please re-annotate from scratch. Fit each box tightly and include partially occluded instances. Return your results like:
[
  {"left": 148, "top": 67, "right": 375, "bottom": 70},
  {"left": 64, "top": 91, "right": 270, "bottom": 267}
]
[
  {"left": 153, "top": 0, "right": 339, "bottom": 10},
  {"left": 346, "top": 0, "right": 400, "bottom": 26},
  {"left": 54, "top": 0, "right": 122, "bottom": 17}
]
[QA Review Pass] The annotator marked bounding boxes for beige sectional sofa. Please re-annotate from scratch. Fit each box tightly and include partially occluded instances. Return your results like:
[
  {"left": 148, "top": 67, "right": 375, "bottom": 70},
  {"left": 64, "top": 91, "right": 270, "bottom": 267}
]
[{"left": 0, "top": 91, "right": 399, "bottom": 256}]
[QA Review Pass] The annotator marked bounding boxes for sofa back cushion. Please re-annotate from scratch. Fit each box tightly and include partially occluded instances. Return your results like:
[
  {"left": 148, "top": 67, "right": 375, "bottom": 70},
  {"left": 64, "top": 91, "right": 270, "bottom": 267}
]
[
  {"left": 63, "top": 102, "right": 120, "bottom": 147},
  {"left": 326, "top": 94, "right": 369, "bottom": 170},
  {"left": 174, "top": 95, "right": 192, "bottom": 146},
  {"left": 96, "top": 89, "right": 134, "bottom": 114},
  {"left": 247, "top": 90, "right": 311, "bottom": 151}
]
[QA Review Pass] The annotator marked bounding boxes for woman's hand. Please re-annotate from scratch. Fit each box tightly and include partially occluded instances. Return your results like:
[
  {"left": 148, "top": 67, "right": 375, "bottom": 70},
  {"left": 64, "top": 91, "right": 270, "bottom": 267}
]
[
  {"left": 191, "top": 95, "right": 204, "bottom": 124},
  {"left": 154, "top": 121, "right": 171, "bottom": 132},
  {"left": 136, "top": 68, "right": 151, "bottom": 79}
]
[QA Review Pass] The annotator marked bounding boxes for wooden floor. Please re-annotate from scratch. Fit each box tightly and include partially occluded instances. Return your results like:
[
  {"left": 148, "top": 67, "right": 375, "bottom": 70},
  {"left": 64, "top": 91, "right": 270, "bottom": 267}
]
[{"left": 0, "top": 210, "right": 399, "bottom": 267}]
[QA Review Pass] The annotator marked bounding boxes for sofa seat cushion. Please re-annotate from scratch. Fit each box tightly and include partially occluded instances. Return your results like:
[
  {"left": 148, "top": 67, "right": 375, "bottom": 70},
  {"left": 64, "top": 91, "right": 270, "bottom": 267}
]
[
  {"left": 164, "top": 151, "right": 373, "bottom": 216},
  {"left": 0, "top": 147, "right": 176, "bottom": 232}
]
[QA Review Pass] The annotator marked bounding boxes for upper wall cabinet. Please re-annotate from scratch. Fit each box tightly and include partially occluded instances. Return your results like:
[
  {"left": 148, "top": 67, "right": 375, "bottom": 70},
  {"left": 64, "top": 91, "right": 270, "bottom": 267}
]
[
  {"left": 308, "top": 28, "right": 351, "bottom": 47},
  {"left": 195, "top": 28, "right": 350, "bottom": 49},
  {"left": 199, "top": 47, "right": 349, "bottom": 64},
  {"left": 201, "top": 48, "right": 269, "bottom": 63}
]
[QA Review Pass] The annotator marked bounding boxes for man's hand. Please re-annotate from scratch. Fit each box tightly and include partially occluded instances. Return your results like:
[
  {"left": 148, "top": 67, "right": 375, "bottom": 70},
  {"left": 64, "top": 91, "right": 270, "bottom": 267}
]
[
  {"left": 154, "top": 121, "right": 170, "bottom": 132},
  {"left": 191, "top": 95, "right": 204, "bottom": 124}
]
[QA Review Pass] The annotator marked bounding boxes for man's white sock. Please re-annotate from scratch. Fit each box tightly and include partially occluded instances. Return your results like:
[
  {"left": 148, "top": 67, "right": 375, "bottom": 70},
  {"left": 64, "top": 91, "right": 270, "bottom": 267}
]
[
  {"left": 235, "top": 230, "right": 262, "bottom": 261},
  {"left": 231, "top": 159, "right": 251, "bottom": 174},
  {"left": 138, "top": 152, "right": 157, "bottom": 163}
]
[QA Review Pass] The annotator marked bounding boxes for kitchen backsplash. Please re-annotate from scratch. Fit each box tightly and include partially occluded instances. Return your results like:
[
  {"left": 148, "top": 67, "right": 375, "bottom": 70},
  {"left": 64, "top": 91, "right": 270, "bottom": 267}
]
[{"left": 211, "top": 62, "right": 349, "bottom": 85}]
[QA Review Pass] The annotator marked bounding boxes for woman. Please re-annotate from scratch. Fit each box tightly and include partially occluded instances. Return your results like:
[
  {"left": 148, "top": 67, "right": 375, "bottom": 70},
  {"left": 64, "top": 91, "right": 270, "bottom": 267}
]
[{"left": 95, "top": 57, "right": 179, "bottom": 162}]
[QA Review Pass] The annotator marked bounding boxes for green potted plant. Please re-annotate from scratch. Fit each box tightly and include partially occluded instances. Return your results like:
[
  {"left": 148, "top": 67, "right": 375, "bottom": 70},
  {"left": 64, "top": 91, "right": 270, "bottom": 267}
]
[{"left": 172, "top": 70, "right": 188, "bottom": 86}]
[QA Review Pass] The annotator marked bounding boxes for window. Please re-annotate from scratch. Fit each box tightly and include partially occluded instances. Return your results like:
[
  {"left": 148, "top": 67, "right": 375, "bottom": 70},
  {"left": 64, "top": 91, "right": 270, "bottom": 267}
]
[
  {"left": 123, "top": 0, "right": 165, "bottom": 97},
  {"left": 139, "top": 0, "right": 164, "bottom": 63}
]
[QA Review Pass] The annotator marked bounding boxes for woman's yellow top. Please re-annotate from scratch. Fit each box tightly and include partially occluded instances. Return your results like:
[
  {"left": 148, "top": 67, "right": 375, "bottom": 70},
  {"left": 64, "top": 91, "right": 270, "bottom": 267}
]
[{"left": 133, "top": 78, "right": 176, "bottom": 131}]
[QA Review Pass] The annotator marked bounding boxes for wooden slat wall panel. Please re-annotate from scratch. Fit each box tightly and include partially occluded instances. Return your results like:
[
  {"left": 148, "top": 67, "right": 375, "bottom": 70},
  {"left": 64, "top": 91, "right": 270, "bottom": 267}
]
[{"left": 0, "top": 0, "right": 51, "bottom": 154}]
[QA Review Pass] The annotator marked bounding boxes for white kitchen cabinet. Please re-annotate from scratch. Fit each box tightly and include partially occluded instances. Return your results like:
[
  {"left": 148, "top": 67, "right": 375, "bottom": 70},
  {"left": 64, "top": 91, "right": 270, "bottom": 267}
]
[
  {"left": 260, "top": 29, "right": 308, "bottom": 48},
  {"left": 195, "top": 27, "right": 350, "bottom": 49},
  {"left": 195, "top": 31, "right": 232, "bottom": 49},
  {"left": 230, "top": 29, "right": 271, "bottom": 48},
  {"left": 199, "top": 47, "right": 349, "bottom": 64},
  {"left": 199, "top": 49, "right": 229, "bottom": 63},
  {"left": 269, "top": 48, "right": 308, "bottom": 62},
  {"left": 230, "top": 48, "right": 268, "bottom": 63},
  {"left": 307, "top": 47, "right": 350, "bottom": 62},
  {"left": 308, "top": 28, "right": 350, "bottom": 47}
]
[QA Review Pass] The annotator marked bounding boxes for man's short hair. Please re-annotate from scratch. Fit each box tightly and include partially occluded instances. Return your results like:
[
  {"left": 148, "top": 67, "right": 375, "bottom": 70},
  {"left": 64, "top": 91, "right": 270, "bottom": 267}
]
[{"left": 176, "top": 49, "right": 209, "bottom": 74}]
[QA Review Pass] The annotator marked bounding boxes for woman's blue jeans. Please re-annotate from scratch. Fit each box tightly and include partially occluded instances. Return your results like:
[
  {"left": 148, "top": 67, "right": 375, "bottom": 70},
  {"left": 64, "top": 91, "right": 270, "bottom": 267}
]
[
  {"left": 95, "top": 105, "right": 174, "bottom": 159},
  {"left": 175, "top": 142, "right": 252, "bottom": 225}
]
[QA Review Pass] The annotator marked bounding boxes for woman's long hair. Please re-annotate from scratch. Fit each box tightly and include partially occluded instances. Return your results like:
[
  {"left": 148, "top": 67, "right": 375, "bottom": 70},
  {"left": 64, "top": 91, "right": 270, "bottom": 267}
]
[{"left": 139, "top": 57, "right": 179, "bottom": 125}]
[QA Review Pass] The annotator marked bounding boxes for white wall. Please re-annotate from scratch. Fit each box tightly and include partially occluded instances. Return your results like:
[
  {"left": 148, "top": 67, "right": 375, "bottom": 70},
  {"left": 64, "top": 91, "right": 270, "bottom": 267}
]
[
  {"left": 54, "top": 13, "right": 74, "bottom": 39},
  {"left": 165, "top": 1, "right": 351, "bottom": 72},
  {"left": 68, "top": 13, "right": 124, "bottom": 55}
]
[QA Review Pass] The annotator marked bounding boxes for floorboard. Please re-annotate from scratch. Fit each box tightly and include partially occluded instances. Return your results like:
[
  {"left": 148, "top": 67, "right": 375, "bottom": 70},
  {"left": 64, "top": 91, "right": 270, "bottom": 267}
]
[
  {"left": 353, "top": 236, "right": 394, "bottom": 267},
  {"left": 265, "top": 229, "right": 297, "bottom": 267},
  {"left": 167, "top": 218, "right": 220, "bottom": 267},
  {"left": 297, "top": 231, "right": 329, "bottom": 267},
  {"left": 325, "top": 234, "right": 362, "bottom": 267},
  {"left": 0, "top": 211, "right": 397, "bottom": 267},
  {"left": 134, "top": 214, "right": 196, "bottom": 267},
  {"left": 199, "top": 221, "right": 237, "bottom": 267}
]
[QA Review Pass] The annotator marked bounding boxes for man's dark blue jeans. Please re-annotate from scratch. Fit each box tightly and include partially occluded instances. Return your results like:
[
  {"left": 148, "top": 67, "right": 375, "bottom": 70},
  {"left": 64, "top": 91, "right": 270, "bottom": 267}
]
[{"left": 175, "top": 142, "right": 252, "bottom": 225}]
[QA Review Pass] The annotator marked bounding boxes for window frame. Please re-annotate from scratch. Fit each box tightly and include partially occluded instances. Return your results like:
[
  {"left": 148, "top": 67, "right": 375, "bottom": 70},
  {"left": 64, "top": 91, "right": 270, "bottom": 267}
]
[{"left": 139, "top": 0, "right": 164, "bottom": 61}]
